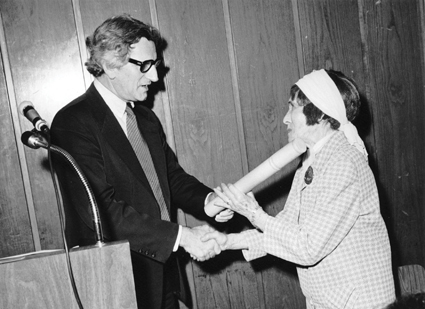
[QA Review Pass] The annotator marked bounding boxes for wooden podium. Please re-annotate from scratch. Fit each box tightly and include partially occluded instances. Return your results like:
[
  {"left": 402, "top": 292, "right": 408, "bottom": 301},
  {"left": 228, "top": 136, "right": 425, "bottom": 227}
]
[{"left": 0, "top": 241, "right": 137, "bottom": 308}]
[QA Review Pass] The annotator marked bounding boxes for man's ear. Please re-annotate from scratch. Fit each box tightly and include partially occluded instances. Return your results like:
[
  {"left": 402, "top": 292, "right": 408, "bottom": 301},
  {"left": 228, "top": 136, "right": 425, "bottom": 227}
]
[{"left": 103, "top": 65, "right": 117, "bottom": 80}]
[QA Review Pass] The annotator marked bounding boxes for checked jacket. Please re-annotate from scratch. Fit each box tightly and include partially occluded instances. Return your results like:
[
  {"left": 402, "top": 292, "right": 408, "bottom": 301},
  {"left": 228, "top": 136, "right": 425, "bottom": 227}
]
[{"left": 241, "top": 131, "right": 395, "bottom": 309}]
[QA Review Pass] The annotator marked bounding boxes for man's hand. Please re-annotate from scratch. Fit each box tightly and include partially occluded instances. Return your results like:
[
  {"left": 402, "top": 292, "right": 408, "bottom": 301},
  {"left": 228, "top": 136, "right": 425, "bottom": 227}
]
[
  {"left": 201, "top": 230, "right": 249, "bottom": 251},
  {"left": 200, "top": 229, "right": 228, "bottom": 250},
  {"left": 215, "top": 208, "right": 234, "bottom": 222},
  {"left": 179, "top": 225, "right": 221, "bottom": 261},
  {"left": 206, "top": 191, "right": 235, "bottom": 222}
]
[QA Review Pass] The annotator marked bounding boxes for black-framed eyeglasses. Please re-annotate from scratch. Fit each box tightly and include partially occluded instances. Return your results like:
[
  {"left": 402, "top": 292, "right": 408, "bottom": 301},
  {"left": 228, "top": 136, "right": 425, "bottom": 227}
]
[{"left": 128, "top": 58, "right": 162, "bottom": 73}]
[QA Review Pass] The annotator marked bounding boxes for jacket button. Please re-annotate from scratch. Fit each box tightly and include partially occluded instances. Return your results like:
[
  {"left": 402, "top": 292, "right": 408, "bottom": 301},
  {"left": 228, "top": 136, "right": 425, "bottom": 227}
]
[{"left": 151, "top": 253, "right": 156, "bottom": 258}]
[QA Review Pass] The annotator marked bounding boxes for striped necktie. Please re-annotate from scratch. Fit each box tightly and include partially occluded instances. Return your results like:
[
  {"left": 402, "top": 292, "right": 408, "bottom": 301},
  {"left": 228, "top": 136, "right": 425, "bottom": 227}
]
[{"left": 126, "top": 104, "right": 170, "bottom": 221}]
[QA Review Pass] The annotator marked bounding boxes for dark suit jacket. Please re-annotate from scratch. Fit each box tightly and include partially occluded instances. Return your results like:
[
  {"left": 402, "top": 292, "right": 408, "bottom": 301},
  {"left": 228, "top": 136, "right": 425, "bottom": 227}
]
[{"left": 51, "top": 83, "right": 213, "bottom": 309}]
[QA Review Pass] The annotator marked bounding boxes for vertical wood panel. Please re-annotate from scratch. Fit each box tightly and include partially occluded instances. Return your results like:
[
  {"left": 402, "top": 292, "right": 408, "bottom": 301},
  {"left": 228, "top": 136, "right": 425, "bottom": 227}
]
[
  {"left": 1, "top": 0, "right": 86, "bottom": 251},
  {"left": 155, "top": 0, "right": 254, "bottom": 308},
  {"left": 359, "top": 0, "right": 425, "bottom": 267},
  {"left": 297, "top": 0, "right": 366, "bottom": 88},
  {"left": 228, "top": 0, "right": 302, "bottom": 187},
  {"left": 222, "top": 0, "right": 249, "bottom": 175},
  {"left": 155, "top": 0, "right": 244, "bottom": 187},
  {"left": 0, "top": 30, "right": 34, "bottom": 257},
  {"left": 78, "top": 0, "right": 153, "bottom": 35},
  {"left": 227, "top": 0, "right": 305, "bottom": 308},
  {"left": 398, "top": 264, "right": 425, "bottom": 296},
  {"left": 296, "top": 0, "right": 372, "bottom": 152}
]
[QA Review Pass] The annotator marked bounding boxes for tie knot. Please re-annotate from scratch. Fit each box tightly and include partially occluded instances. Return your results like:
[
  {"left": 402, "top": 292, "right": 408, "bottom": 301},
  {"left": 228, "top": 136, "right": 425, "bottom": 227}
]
[{"left": 126, "top": 103, "right": 134, "bottom": 115}]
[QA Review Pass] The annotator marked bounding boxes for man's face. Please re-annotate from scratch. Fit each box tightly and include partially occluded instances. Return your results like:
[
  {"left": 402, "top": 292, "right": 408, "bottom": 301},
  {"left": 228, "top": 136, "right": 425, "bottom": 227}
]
[
  {"left": 109, "top": 37, "right": 159, "bottom": 102},
  {"left": 283, "top": 93, "right": 314, "bottom": 143}
]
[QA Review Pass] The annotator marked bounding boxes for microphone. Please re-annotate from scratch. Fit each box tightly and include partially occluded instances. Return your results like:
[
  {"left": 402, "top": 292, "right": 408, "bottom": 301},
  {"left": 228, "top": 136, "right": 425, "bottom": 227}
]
[
  {"left": 19, "top": 101, "right": 49, "bottom": 133},
  {"left": 21, "top": 131, "right": 49, "bottom": 149},
  {"left": 205, "top": 138, "right": 307, "bottom": 217}
]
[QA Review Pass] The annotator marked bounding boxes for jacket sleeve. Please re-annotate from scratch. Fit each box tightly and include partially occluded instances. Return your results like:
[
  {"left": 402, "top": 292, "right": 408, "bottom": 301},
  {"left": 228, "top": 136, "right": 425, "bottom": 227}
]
[{"left": 152, "top": 111, "right": 213, "bottom": 220}]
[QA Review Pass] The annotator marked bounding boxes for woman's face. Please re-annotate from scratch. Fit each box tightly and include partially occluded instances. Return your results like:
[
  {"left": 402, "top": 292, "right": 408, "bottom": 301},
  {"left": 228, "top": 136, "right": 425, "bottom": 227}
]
[{"left": 283, "top": 93, "right": 316, "bottom": 144}]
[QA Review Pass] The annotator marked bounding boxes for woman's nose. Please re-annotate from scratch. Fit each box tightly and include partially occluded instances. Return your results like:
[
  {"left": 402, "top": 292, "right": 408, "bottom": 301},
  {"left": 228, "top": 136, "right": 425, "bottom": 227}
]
[{"left": 283, "top": 111, "right": 290, "bottom": 124}]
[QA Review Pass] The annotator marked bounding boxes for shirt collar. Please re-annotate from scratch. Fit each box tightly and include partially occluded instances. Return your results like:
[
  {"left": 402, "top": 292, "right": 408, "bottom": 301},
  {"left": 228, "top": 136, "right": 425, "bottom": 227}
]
[
  {"left": 93, "top": 79, "right": 133, "bottom": 118},
  {"left": 302, "top": 131, "right": 336, "bottom": 169}
]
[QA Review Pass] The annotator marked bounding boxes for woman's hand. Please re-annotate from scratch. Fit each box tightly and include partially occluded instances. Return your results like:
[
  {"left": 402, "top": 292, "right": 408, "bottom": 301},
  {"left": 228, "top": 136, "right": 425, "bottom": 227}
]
[{"left": 213, "top": 183, "right": 260, "bottom": 221}]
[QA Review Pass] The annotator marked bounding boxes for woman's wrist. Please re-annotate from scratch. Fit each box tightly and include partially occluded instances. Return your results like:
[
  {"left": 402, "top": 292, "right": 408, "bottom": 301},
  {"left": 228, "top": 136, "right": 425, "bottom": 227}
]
[
  {"left": 238, "top": 201, "right": 260, "bottom": 222},
  {"left": 226, "top": 233, "right": 249, "bottom": 250},
  {"left": 251, "top": 208, "right": 267, "bottom": 231},
  {"left": 248, "top": 207, "right": 259, "bottom": 225}
]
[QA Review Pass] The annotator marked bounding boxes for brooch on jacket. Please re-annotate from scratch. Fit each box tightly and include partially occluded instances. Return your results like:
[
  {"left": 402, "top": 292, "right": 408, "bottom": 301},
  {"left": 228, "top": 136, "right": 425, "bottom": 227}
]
[{"left": 304, "top": 166, "right": 314, "bottom": 185}]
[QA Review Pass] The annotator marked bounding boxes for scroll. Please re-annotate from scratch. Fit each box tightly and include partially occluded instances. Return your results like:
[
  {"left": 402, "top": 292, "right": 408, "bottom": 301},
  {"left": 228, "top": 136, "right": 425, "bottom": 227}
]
[{"left": 205, "top": 138, "right": 306, "bottom": 217}]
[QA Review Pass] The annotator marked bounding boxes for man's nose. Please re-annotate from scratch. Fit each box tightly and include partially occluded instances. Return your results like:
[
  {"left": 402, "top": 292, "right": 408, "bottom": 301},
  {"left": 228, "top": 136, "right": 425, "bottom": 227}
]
[{"left": 145, "top": 66, "right": 159, "bottom": 82}]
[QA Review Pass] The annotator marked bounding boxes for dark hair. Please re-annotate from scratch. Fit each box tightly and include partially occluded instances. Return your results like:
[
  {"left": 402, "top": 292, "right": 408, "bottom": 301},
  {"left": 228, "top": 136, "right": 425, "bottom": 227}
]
[
  {"left": 386, "top": 293, "right": 425, "bottom": 309},
  {"left": 85, "top": 14, "right": 163, "bottom": 77},
  {"left": 290, "top": 69, "right": 361, "bottom": 130}
]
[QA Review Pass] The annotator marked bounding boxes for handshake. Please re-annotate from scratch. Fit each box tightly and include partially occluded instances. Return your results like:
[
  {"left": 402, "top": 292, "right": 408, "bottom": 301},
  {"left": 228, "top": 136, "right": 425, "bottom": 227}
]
[
  {"left": 179, "top": 225, "right": 227, "bottom": 262},
  {"left": 179, "top": 183, "right": 265, "bottom": 261}
]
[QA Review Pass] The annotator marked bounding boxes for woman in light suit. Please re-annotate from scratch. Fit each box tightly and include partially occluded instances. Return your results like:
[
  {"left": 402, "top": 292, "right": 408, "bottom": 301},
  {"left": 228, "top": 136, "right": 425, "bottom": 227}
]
[{"left": 204, "top": 69, "right": 395, "bottom": 309}]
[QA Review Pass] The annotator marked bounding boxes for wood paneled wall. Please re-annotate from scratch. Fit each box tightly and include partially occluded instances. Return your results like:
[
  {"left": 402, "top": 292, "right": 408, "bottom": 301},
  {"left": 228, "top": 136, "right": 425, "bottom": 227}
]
[{"left": 1, "top": 0, "right": 424, "bottom": 308}]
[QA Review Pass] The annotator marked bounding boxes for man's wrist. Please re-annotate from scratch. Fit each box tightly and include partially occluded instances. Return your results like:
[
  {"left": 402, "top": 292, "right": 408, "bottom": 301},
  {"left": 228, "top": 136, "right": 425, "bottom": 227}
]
[
  {"left": 179, "top": 226, "right": 190, "bottom": 248},
  {"left": 204, "top": 192, "right": 214, "bottom": 205},
  {"left": 173, "top": 225, "right": 182, "bottom": 252}
]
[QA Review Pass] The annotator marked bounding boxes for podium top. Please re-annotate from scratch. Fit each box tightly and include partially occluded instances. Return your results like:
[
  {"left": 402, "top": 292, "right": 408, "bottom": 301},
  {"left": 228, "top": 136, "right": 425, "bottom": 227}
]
[{"left": 0, "top": 240, "right": 128, "bottom": 265}]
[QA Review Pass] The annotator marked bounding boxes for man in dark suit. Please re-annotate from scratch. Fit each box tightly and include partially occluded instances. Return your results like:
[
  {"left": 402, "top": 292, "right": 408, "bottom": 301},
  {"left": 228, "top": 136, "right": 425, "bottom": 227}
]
[{"left": 51, "top": 14, "right": 232, "bottom": 309}]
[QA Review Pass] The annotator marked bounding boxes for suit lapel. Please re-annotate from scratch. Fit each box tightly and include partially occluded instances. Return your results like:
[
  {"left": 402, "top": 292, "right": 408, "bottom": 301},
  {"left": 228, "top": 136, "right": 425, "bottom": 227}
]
[
  {"left": 85, "top": 84, "right": 170, "bottom": 206},
  {"left": 85, "top": 85, "right": 150, "bottom": 186}
]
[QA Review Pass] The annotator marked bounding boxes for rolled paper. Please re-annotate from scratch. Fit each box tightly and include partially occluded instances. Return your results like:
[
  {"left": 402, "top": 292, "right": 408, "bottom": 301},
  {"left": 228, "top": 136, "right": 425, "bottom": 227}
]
[{"left": 205, "top": 138, "right": 307, "bottom": 217}]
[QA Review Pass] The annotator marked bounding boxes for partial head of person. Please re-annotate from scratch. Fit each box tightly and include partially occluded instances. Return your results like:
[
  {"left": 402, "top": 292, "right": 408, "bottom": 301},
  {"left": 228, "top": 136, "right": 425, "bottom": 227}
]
[
  {"left": 85, "top": 14, "right": 163, "bottom": 102},
  {"left": 284, "top": 69, "right": 367, "bottom": 159}
]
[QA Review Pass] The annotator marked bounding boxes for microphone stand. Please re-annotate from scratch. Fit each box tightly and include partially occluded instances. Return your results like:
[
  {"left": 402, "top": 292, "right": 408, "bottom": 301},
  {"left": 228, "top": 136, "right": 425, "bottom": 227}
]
[{"left": 21, "top": 130, "right": 104, "bottom": 246}]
